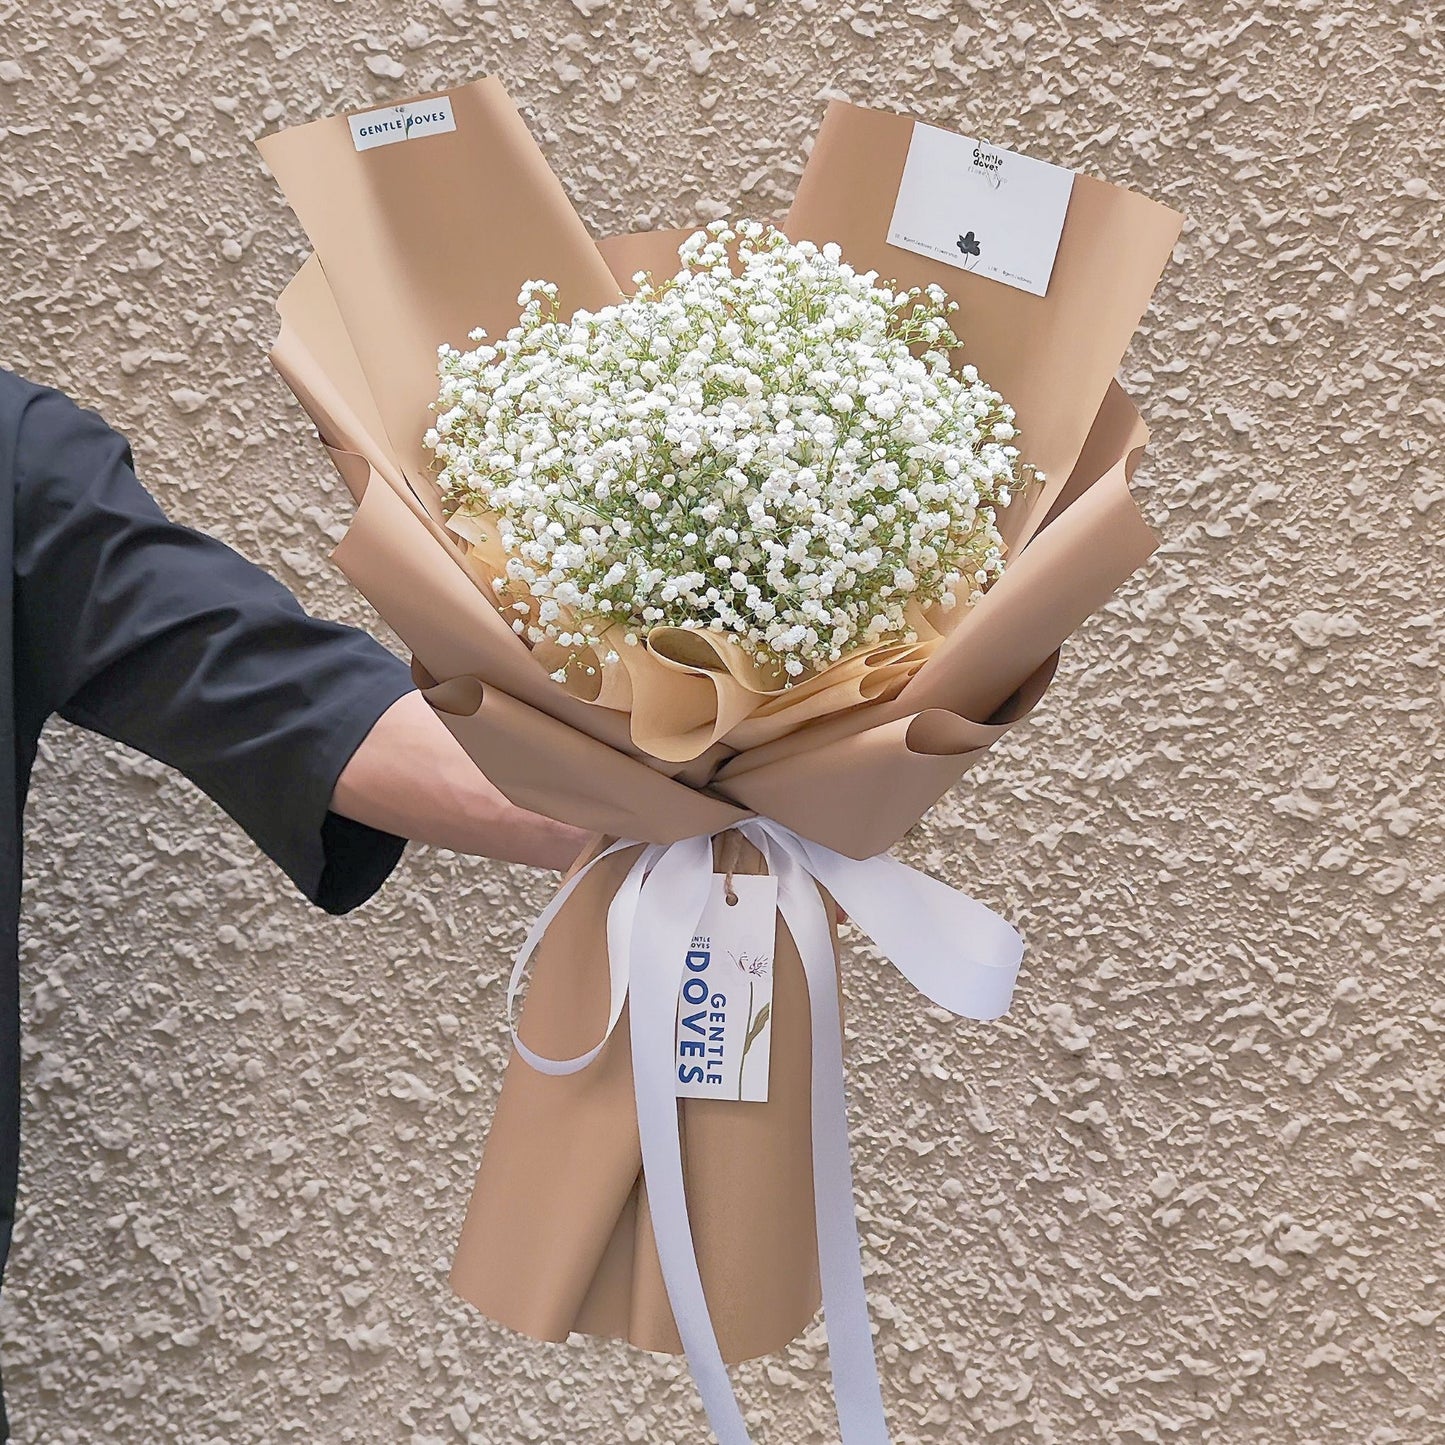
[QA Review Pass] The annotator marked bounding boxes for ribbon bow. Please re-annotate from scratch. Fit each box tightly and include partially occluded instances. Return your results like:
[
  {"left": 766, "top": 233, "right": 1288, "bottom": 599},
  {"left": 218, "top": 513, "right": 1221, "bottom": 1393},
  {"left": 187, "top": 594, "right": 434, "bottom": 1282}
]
[{"left": 507, "top": 819, "right": 1023, "bottom": 1444}]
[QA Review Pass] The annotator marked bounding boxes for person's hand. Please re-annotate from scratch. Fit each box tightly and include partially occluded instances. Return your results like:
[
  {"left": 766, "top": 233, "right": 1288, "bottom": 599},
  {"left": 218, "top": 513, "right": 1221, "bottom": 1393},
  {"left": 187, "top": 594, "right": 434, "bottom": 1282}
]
[{"left": 331, "top": 691, "right": 588, "bottom": 871}]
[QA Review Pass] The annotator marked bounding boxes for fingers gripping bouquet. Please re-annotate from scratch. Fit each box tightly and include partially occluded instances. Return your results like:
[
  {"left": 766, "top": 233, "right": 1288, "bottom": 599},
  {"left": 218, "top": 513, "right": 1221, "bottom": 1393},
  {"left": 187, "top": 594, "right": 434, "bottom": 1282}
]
[{"left": 259, "top": 79, "right": 1181, "bottom": 1443}]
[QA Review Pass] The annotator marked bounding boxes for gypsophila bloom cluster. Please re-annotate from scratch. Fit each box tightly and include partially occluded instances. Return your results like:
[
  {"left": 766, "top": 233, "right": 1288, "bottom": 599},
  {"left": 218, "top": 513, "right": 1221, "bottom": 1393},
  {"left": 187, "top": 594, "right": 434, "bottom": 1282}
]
[{"left": 426, "top": 220, "right": 1024, "bottom": 680}]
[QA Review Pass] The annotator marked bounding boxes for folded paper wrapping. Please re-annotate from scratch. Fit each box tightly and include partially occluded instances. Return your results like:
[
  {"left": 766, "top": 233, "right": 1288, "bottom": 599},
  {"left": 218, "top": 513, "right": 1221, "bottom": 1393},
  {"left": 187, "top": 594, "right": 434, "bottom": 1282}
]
[
  {"left": 258, "top": 77, "right": 623, "bottom": 502},
  {"left": 449, "top": 832, "right": 828, "bottom": 1361},
  {"left": 259, "top": 78, "right": 1182, "bottom": 1362}
]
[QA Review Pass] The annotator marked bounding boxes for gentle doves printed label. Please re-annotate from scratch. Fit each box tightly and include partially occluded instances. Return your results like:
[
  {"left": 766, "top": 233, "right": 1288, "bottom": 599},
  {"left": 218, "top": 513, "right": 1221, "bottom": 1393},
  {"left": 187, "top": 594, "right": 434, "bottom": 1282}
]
[
  {"left": 887, "top": 122, "right": 1075, "bottom": 297},
  {"left": 348, "top": 96, "right": 457, "bottom": 152},
  {"left": 675, "top": 873, "right": 779, "bottom": 1103}
]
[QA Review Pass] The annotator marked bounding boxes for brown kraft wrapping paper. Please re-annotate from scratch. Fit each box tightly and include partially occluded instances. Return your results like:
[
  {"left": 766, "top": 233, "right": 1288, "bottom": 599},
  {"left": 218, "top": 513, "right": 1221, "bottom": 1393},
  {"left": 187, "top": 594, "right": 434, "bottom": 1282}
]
[{"left": 258, "top": 79, "right": 1182, "bottom": 1363}]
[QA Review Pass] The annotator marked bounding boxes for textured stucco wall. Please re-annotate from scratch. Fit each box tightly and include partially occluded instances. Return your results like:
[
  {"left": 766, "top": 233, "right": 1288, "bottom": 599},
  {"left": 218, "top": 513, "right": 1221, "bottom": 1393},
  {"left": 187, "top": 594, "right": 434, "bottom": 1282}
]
[{"left": 1, "top": 2, "right": 1441, "bottom": 1441}]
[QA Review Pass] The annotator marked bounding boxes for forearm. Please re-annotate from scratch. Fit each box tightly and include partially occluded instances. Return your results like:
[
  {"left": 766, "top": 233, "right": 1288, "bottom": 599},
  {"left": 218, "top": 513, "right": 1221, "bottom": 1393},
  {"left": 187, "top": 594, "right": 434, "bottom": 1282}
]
[{"left": 330, "top": 690, "right": 587, "bottom": 872}]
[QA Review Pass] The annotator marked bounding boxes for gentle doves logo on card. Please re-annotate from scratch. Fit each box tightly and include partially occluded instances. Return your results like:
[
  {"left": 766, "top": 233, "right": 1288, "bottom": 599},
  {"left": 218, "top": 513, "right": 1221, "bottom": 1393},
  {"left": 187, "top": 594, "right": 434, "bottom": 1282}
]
[
  {"left": 887, "top": 121, "right": 1075, "bottom": 297},
  {"left": 675, "top": 873, "right": 779, "bottom": 1103},
  {"left": 348, "top": 96, "right": 457, "bottom": 152}
]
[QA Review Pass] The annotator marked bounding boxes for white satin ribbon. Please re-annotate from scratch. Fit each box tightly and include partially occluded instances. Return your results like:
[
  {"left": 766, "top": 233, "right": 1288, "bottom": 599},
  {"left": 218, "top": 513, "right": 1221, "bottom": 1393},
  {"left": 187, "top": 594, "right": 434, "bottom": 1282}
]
[{"left": 506, "top": 819, "right": 1023, "bottom": 1444}]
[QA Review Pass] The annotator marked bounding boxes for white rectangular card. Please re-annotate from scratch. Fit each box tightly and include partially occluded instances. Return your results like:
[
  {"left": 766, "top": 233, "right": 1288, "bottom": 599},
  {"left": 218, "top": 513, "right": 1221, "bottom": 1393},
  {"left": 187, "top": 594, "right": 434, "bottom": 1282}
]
[
  {"left": 886, "top": 122, "right": 1075, "bottom": 297},
  {"left": 348, "top": 96, "right": 457, "bottom": 152},
  {"left": 675, "top": 874, "right": 778, "bottom": 1103}
]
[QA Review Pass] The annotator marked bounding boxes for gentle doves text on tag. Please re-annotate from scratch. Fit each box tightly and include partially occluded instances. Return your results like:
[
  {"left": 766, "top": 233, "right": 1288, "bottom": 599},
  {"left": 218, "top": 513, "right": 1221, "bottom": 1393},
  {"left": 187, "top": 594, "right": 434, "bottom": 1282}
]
[
  {"left": 675, "top": 874, "right": 779, "bottom": 1103},
  {"left": 348, "top": 97, "right": 457, "bottom": 152},
  {"left": 887, "top": 122, "right": 1075, "bottom": 297}
]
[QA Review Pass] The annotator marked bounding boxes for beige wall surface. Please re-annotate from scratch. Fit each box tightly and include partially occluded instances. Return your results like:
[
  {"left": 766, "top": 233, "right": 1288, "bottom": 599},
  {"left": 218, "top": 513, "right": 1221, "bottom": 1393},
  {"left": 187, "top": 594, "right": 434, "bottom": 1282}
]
[{"left": 0, "top": 1, "right": 1440, "bottom": 1442}]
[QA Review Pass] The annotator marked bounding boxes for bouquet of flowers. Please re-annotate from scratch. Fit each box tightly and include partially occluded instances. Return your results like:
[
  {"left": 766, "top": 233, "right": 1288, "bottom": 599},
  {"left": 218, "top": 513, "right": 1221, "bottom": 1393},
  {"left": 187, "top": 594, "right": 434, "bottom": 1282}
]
[
  {"left": 259, "top": 79, "right": 1181, "bottom": 1443},
  {"left": 432, "top": 221, "right": 1018, "bottom": 691}
]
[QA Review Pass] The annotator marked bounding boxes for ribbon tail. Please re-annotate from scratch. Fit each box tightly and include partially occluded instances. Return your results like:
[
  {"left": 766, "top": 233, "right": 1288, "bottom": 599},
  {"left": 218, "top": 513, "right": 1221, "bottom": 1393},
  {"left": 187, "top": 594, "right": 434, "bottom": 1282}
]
[
  {"left": 628, "top": 835, "right": 756, "bottom": 1445},
  {"left": 770, "top": 840, "right": 893, "bottom": 1445},
  {"left": 508, "top": 839, "right": 656, "bottom": 1076},
  {"left": 782, "top": 833, "right": 1023, "bottom": 1021}
]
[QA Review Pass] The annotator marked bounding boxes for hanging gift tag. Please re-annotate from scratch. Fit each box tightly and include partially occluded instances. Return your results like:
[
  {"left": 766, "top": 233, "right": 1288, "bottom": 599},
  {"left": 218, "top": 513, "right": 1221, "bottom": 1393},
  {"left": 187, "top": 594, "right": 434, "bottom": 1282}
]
[{"left": 675, "top": 873, "right": 779, "bottom": 1103}]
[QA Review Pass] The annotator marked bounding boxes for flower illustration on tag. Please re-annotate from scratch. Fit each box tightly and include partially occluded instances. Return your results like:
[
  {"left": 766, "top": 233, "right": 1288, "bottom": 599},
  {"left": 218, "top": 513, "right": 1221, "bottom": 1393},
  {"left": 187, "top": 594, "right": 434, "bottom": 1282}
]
[
  {"left": 730, "top": 950, "right": 773, "bottom": 1100},
  {"left": 742, "top": 1002, "right": 770, "bottom": 1054},
  {"left": 956, "top": 231, "right": 981, "bottom": 268},
  {"left": 731, "top": 949, "right": 773, "bottom": 979},
  {"left": 739, "top": 999, "right": 771, "bottom": 1099}
]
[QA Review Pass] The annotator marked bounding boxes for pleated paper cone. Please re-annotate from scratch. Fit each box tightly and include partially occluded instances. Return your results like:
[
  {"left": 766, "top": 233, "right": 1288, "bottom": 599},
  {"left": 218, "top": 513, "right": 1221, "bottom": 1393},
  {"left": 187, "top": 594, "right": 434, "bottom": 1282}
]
[{"left": 450, "top": 836, "right": 827, "bottom": 1361}]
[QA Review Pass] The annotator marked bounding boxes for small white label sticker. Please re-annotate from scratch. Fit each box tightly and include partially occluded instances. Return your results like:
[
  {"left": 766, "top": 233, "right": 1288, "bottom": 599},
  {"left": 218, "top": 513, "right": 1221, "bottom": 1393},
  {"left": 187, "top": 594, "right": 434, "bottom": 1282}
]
[
  {"left": 886, "top": 122, "right": 1075, "bottom": 297},
  {"left": 675, "top": 874, "right": 778, "bottom": 1103},
  {"left": 348, "top": 96, "right": 457, "bottom": 152}
]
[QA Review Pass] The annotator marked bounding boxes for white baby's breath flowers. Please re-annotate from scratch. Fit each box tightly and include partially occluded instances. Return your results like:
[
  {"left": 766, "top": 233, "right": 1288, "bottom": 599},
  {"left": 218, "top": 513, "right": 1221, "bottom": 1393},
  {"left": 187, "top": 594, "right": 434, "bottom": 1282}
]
[{"left": 426, "top": 220, "right": 1024, "bottom": 681}]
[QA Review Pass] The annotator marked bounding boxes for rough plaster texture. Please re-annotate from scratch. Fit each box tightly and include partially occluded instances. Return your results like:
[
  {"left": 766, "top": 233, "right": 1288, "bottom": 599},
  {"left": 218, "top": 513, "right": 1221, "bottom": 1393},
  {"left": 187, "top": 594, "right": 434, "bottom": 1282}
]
[{"left": 0, "top": 1, "right": 1441, "bottom": 1441}]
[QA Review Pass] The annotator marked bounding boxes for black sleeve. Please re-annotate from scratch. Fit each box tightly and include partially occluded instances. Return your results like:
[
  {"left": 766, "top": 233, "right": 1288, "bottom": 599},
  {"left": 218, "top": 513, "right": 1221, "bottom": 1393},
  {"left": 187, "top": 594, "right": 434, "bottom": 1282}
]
[{"left": 11, "top": 385, "right": 415, "bottom": 914}]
